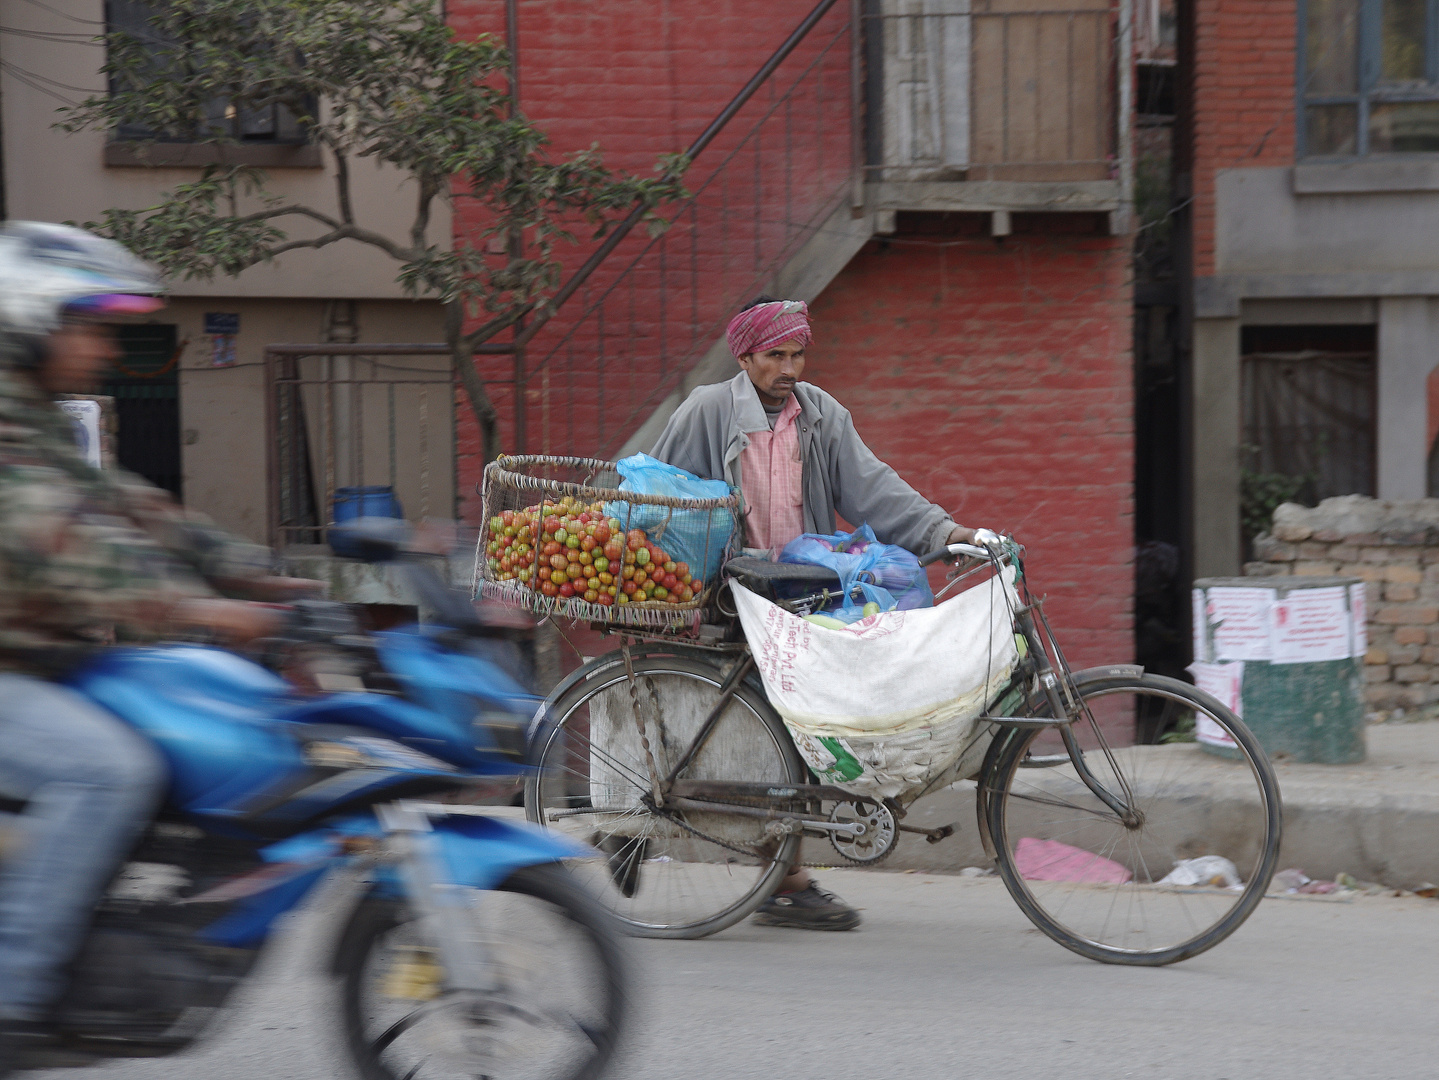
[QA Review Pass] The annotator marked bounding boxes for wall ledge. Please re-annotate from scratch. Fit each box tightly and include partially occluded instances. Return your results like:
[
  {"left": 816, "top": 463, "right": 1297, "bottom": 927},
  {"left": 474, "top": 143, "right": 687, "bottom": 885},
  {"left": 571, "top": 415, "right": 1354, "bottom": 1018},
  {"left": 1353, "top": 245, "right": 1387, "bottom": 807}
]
[
  {"left": 1294, "top": 157, "right": 1439, "bottom": 195},
  {"left": 105, "top": 142, "right": 323, "bottom": 169}
]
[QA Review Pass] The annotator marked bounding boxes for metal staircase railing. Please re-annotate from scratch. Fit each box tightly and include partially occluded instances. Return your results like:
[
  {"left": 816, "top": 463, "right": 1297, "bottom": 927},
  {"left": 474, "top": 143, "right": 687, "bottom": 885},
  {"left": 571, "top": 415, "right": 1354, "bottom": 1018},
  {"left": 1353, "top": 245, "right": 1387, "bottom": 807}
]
[{"left": 512, "top": 0, "right": 857, "bottom": 461}]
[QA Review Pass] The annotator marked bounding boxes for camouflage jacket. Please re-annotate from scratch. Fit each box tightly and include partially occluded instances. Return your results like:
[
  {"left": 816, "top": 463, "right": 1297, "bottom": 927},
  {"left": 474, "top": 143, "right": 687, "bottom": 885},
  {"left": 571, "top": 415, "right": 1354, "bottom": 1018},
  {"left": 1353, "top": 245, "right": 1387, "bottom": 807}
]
[{"left": 0, "top": 369, "right": 272, "bottom": 674}]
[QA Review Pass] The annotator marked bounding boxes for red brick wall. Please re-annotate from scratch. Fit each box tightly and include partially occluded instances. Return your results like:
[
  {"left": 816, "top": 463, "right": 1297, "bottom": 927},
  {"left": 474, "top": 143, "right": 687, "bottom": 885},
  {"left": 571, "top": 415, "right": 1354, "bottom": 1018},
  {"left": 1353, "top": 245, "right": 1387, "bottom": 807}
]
[
  {"left": 1192, "top": 0, "right": 1297, "bottom": 276},
  {"left": 806, "top": 217, "right": 1134, "bottom": 669},
  {"left": 448, "top": 0, "right": 853, "bottom": 520}
]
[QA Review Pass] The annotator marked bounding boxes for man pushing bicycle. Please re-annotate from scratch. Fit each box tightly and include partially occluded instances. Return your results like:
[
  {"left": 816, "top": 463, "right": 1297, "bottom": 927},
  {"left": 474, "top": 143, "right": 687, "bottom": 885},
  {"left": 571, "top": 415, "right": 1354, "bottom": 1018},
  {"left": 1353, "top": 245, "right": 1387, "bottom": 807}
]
[{"left": 649, "top": 296, "right": 981, "bottom": 930}]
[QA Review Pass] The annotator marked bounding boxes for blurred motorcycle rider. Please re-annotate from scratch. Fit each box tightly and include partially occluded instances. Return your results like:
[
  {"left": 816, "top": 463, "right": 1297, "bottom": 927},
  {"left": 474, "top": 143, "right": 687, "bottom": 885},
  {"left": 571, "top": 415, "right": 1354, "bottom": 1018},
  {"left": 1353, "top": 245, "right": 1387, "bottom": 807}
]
[{"left": 0, "top": 222, "right": 309, "bottom": 1064}]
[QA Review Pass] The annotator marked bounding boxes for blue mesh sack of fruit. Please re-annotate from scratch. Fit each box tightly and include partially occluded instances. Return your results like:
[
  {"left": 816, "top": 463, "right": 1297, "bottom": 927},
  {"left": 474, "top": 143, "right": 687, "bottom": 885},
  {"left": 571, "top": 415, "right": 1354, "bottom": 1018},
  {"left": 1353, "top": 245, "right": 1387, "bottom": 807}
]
[
  {"left": 602, "top": 454, "right": 738, "bottom": 582},
  {"left": 779, "top": 523, "right": 934, "bottom": 623}
]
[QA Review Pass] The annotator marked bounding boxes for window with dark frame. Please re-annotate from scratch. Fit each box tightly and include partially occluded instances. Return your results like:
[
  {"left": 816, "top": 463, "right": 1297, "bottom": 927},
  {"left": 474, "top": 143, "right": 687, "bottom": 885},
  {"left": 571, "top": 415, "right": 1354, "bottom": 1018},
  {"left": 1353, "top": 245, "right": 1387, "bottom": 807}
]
[
  {"left": 106, "top": 0, "right": 312, "bottom": 146},
  {"left": 1300, "top": 0, "right": 1439, "bottom": 156}
]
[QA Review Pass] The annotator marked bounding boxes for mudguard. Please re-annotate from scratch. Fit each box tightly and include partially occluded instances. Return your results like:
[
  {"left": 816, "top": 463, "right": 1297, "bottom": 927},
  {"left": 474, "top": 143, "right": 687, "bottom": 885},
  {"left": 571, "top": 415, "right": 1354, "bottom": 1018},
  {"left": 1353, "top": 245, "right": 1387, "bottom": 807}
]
[{"left": 429, "top": 813, "right": 594, "bottom": 891}]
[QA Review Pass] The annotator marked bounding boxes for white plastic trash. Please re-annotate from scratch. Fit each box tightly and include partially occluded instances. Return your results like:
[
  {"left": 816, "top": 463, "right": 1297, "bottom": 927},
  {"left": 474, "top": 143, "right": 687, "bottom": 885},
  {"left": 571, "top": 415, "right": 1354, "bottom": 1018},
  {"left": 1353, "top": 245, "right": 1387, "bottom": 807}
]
[{"left": 1158, "top": 855, "right": 1243, "bottom": 890}]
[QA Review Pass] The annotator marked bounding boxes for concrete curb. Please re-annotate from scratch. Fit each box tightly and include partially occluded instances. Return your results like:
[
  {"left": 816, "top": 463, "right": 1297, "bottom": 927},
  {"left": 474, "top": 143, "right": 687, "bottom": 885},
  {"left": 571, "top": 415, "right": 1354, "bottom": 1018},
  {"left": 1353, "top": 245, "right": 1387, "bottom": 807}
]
[{"left": 801, "top": 722, "right": 1439, "bottom": 889}]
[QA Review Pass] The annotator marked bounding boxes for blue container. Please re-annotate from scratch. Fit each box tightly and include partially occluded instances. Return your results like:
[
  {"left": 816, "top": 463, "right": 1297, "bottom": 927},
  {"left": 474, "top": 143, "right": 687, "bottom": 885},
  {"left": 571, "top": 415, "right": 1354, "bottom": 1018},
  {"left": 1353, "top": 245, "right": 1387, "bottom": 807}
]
[{"left": 330, "top": 485, "right": 403, "bottom": 557}]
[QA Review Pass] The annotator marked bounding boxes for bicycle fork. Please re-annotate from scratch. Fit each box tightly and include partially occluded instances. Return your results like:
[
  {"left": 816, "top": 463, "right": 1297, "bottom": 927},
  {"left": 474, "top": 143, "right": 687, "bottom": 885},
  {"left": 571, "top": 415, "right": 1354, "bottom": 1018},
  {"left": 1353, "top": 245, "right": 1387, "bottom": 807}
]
[
  {"left": 376, "top": 802, "right": 497, "bottom": 995},
  {"left": 1011, "top": 607, "right": 1141, "bottom": 827}
]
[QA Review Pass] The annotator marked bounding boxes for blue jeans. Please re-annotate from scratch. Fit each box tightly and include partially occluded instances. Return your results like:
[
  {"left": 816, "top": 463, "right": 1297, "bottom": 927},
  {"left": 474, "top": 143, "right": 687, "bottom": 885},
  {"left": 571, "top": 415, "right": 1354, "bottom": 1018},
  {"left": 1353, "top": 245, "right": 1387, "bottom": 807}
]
[{"left": 0, "top": 675, "right": 166, "bottom": 1020}]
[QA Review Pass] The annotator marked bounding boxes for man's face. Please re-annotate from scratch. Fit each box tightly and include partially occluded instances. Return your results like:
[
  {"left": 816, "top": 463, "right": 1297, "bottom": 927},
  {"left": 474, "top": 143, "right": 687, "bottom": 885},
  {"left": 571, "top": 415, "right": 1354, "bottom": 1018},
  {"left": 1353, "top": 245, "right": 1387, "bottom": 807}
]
[
  {"left": 738, "top": 339, "right": 806, "bottom": 406},
  {"left": 39, "top": 321, "right": 119, "bottom": 394}
]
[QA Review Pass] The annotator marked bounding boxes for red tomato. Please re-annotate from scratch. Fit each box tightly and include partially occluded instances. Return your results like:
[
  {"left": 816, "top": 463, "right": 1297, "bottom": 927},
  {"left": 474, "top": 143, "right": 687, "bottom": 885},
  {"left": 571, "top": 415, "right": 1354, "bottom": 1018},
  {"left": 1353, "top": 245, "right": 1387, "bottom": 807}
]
[
  {"left": 626, "top": 530, "right": 646, "bottom": 550},
  {"left": 558, "top": 582, "right": 575, "bottom": 598},
  {"left": 549, "top": 553, "right": 567, "bottom": 570},
  {"left": 678, "top": 585, "right": 694, "bottom": 602},
  {"left": 673, "top": 562, "right": 690, "bottom": 578},
  {"left": 593, "top": 525, "right": 611, "bottom": 544},
  {"left": 595, "top": 593, "right": 614, "bottom": 606},
  {"left": 661, "top": 573, "right": 678, "bottom": 590},
  {"left": 540, "top": 581, "right": 559, "bottom": 597},
  {"left": 580, "top": 536, "right": 598, "bottom": 552},
  {"left": 621, "top": 580, "right": 638, "bottom": 596}
]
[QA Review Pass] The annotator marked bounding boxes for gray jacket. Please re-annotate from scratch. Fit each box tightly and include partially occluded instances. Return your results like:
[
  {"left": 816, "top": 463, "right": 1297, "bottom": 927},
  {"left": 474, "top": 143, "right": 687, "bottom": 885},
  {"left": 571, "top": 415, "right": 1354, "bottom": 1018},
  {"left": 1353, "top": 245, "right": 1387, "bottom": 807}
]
[{"left": 649, "top": 371, "right": 955, "bottom": 555}]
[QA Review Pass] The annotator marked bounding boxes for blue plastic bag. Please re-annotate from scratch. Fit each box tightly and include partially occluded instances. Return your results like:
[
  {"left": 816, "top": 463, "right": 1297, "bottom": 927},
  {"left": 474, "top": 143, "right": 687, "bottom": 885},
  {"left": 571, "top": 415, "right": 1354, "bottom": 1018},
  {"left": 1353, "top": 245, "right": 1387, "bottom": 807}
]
[
  {"left": 779, "top": 523, "right": 934, "bottom": 622},
  {"left": 602, "top": 454, "right": 737, "bottom": 583}
]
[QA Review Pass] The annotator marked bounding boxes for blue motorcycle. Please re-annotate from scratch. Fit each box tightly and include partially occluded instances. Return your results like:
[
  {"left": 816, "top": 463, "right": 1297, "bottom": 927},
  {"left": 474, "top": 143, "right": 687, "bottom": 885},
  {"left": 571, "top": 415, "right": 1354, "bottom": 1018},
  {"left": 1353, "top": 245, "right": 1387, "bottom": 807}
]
[{"left": 16, "top": 522, "right": 626, "bottom": 1080}]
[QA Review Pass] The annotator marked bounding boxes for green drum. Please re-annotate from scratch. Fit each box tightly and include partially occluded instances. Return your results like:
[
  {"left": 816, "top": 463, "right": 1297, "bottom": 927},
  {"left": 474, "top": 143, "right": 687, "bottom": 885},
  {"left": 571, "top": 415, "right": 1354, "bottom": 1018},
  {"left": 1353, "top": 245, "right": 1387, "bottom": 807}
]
[{"left": 1192, "top": 576, "right": 1365, "bottom": 764}]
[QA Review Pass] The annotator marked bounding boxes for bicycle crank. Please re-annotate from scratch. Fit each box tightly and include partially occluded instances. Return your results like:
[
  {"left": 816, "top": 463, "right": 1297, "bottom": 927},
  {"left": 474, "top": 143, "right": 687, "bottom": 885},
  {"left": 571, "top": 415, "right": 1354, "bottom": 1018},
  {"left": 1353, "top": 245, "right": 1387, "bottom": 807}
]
[{"left": 828, "top": 799, "right": 898, "bottom": 865}]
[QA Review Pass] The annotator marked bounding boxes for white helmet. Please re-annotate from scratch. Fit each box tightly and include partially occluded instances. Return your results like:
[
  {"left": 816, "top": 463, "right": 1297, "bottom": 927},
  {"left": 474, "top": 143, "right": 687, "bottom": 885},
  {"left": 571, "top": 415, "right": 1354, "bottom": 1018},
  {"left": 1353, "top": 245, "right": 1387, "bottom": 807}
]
[{"left": 0, "top": 221, "right": 165, "bottom": 367}]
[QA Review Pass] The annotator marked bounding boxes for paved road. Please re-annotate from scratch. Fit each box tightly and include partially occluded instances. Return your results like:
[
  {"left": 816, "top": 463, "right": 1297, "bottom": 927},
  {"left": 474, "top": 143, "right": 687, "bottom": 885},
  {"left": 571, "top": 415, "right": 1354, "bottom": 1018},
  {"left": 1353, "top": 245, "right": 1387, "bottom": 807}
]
[{"left": 37, "top": 869, "right": 1439, "bottom": 1080}]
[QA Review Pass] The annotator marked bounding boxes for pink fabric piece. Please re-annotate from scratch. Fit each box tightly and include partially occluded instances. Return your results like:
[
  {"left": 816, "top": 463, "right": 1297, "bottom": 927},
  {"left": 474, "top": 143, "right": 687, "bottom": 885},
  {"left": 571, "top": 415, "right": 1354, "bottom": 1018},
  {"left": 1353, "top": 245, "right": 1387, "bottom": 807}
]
[
  {"left": 726, "top": 300, "right": 813, "bottom": 358},
  {"left": 739, "top": 394, "right": 805, "bottom": 553},
  {"left": 1013, "top": 837, "right": 1134, "bottom": 884}
]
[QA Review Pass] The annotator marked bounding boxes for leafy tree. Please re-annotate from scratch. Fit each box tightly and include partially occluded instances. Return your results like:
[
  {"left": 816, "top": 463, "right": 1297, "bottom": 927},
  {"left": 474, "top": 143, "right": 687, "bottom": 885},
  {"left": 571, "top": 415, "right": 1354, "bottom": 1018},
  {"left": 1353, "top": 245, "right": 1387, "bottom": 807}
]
[{"left": 61, "top": 0, "right": 686, "bottom": 461}]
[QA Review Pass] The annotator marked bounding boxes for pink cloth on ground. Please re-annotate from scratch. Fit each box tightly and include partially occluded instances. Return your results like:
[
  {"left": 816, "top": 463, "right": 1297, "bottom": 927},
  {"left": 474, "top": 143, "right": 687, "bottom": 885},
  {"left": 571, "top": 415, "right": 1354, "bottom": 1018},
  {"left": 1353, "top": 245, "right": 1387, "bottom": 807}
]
[
  {"left": 1013, "top": 837, "right": 1133, "bottom": 884},
  {"left": 739, "top": 394, "right": 805, "bottom": 554}
]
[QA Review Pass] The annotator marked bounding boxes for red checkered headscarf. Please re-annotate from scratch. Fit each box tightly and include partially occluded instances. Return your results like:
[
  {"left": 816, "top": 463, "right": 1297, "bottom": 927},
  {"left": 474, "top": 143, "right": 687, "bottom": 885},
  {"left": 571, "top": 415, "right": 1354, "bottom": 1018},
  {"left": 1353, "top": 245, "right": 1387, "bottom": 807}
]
[{"left": 725, "top": 299, "right": 812, "bottom": 359}]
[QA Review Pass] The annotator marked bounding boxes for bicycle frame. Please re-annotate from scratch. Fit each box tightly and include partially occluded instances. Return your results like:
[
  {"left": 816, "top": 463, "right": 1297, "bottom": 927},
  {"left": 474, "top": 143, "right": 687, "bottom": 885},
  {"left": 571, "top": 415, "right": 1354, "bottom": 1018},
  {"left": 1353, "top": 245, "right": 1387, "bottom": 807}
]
[{"left": 602, "top": 542, "right": 1143, "bottom": 835}]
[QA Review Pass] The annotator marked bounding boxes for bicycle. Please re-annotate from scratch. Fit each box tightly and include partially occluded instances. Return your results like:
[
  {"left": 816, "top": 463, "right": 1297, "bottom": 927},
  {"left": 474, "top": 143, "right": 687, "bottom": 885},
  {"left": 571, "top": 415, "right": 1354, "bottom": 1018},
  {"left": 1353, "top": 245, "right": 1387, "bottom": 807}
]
[{"left": 524, "top": 534, "right": 1282, "bottom": 967}]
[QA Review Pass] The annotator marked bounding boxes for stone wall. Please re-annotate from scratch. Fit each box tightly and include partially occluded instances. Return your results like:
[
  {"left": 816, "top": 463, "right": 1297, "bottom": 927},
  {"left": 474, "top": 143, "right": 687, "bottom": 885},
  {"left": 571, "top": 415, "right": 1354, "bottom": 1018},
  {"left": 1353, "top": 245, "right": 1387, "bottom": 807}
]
[{"left": 1246, "top": 495, "right": 1439, "bottom": 717}]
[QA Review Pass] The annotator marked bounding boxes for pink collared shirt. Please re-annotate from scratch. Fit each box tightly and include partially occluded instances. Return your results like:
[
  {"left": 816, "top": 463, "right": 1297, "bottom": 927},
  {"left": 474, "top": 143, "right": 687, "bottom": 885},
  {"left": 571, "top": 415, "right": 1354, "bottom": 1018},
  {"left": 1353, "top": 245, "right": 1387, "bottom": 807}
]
[{"left": 739, "top": 394, "right": 805, "bottom": 554}]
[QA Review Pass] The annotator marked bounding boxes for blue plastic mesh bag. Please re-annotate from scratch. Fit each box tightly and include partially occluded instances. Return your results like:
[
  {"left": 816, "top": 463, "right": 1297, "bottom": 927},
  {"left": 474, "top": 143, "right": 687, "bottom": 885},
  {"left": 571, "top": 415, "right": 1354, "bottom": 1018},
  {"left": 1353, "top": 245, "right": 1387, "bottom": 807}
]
[{"left": 602, "top": 454, "right": 738, "bottom": 582}]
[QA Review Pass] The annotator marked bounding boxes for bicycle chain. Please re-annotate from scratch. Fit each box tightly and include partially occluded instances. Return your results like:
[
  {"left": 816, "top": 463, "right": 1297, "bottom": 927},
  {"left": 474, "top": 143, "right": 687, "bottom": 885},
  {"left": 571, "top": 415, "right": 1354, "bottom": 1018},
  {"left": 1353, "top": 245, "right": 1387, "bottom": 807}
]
[
  {"left": 618, "top": 645, "right": 794, "bottom": 867},
  {"left": 622, "top": 643, "right": 666, "bottom": 808}
]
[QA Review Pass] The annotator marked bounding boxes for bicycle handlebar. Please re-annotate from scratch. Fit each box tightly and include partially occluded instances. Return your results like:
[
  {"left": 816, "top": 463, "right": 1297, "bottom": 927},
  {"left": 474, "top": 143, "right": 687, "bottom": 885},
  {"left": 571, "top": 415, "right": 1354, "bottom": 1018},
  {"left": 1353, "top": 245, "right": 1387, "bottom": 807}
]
[
  {"left": 918, "top": 542, "right": 991, "bottom": 567},
  {"left": 917, "top": 529, "right": 1013, "bottom": 567}
]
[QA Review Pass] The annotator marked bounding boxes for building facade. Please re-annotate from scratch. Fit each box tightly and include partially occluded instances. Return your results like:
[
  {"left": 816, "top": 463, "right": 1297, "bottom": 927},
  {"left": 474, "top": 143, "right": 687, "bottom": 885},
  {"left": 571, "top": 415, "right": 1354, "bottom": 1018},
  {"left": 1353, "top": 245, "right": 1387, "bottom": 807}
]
[
  {"left": 1189, "top": 0, "right": 1439, "bottom": 579},
  {"left": 0, "top": 0, "right": 447, "bottom": 544},
  {"left": 449, "top": 0, "right": 1137, "bottom": 673}
]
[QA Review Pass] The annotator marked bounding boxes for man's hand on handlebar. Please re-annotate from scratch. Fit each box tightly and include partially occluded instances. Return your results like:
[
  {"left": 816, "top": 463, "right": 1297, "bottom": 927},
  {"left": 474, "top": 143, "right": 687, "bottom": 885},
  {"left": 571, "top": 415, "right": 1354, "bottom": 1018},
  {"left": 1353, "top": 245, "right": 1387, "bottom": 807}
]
[{"left": 919, "top": 526, "right": 1011, "bottom": 566}]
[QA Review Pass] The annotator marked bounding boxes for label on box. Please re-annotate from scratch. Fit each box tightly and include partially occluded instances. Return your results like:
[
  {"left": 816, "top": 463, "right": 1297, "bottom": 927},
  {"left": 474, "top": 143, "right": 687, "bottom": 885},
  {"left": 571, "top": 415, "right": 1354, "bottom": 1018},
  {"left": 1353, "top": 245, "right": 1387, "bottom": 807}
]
[
  {"left": 1206, "top": 587, "right": 1274, "bottom": 661},
  {"left": 1188, "top": 661, "right": 1241, "bottom": 748},
  {"left": 1270, "top": 586, "right": 1351, "bottom": 665},
  {"left": 1349, "top": 582, "right": 1367, "bottom": 659}
]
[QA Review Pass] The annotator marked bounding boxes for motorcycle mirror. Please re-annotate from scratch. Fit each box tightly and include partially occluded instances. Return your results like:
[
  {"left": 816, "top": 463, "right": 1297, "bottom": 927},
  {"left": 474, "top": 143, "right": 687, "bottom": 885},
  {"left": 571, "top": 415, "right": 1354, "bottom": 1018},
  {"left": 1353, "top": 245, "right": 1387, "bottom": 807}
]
[{"left": 329, "top": 516, "right": 411, "bottom": 563}]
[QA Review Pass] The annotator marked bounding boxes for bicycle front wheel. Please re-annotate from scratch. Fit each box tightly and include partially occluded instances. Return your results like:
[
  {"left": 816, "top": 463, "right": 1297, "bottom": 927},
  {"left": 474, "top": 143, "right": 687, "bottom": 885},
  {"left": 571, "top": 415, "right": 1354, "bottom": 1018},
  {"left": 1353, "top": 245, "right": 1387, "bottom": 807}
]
[
  {"left": 526, "top": 653, "right": 804, "bottom": 939},
  {"left": 988, "top": 672, "right": 1281, "bottom": 966}
]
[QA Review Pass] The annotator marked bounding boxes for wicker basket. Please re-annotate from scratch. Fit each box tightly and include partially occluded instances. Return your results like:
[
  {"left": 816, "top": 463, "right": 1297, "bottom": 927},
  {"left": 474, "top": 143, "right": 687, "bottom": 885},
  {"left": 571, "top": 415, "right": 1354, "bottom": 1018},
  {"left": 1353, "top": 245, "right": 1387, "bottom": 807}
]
[{"left": 474, "top": 455, "right": 741, "bottom": 631}]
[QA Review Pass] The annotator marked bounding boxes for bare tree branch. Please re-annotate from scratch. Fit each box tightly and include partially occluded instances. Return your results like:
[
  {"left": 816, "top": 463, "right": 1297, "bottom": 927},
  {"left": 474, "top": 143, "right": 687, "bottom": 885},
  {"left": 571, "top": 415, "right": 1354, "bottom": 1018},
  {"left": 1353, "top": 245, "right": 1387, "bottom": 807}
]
[
  {"left": 333, "top": 149, "right": 354, "bottom": 225},
  {"left": 411, "top": 174, "right": 440, "bottom": 252}
]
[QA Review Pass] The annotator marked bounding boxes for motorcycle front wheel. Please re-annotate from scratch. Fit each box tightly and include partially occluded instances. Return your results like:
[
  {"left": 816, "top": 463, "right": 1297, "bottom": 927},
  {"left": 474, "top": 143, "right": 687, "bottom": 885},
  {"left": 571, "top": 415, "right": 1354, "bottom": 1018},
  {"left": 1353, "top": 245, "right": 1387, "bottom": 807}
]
[{"left": 337, "top": 864, "right": 629, "bottom": 1080}]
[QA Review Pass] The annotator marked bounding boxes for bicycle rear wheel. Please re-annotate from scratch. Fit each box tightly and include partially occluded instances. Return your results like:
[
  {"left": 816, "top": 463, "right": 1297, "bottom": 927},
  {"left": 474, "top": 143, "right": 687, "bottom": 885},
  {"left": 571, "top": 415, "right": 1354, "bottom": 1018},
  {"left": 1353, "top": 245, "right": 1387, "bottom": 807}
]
[
  {"left": 987, "top": 672, "right": 1281, "bottom": 966},
  {"left": 525, "top": 652, "right": 804, "bottom": 939}
]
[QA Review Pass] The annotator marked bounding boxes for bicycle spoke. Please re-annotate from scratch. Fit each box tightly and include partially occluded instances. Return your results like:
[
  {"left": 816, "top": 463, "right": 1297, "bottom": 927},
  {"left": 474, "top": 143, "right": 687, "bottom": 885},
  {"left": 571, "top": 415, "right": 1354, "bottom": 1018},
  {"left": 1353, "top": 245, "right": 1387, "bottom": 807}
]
[{"left": 992, "top": 676, "right": 1280, "bottom": 965}]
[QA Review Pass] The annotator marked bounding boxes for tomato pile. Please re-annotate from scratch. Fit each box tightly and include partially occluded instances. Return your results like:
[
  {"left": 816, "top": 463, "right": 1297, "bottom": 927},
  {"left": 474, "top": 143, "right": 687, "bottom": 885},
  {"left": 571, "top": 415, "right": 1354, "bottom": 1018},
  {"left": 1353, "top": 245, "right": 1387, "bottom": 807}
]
[{"left": 485, "top": 496, "right": 704, "bottom": 608}]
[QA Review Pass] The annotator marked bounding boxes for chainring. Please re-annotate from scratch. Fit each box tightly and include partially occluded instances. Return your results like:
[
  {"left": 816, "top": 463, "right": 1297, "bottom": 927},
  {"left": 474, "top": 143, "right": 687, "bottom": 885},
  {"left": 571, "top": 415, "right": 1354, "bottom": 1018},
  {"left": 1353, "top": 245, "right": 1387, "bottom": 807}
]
[{"left": 828, "top": 799, "right": 898, "bottom": 865}]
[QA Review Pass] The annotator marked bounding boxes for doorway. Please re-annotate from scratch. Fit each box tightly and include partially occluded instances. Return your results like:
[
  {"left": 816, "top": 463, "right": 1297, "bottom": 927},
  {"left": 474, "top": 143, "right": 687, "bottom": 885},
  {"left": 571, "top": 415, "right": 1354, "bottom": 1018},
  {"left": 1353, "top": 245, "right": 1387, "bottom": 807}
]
[
  {"left": 1239, "top": 324, "right": 1377, "bottom": 555},
  {"left": 105, "top": 324, "right": 182, "bottom": 498}
]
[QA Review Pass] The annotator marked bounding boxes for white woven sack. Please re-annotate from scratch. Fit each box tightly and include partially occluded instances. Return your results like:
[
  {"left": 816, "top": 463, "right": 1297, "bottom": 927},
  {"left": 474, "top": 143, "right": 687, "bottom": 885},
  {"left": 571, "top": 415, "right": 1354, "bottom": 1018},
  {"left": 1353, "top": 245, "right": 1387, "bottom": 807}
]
[{"left": 732, "top": 567, "right": 1019, "bottom": 800}]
